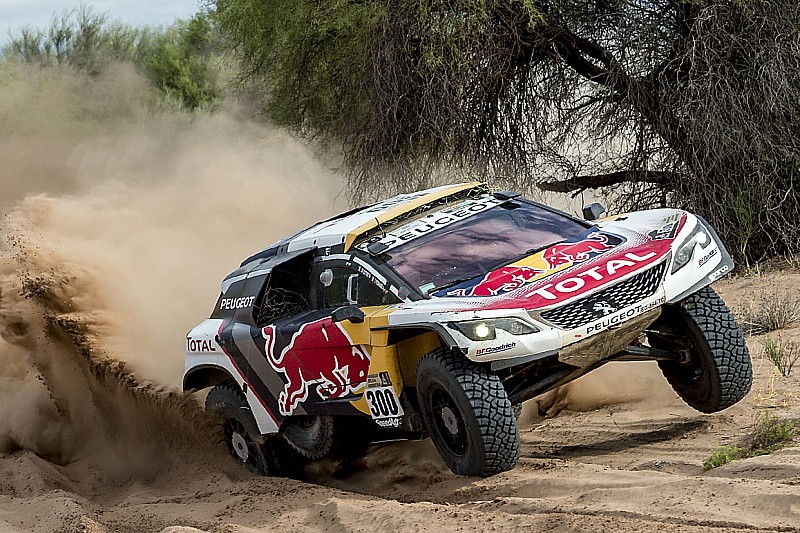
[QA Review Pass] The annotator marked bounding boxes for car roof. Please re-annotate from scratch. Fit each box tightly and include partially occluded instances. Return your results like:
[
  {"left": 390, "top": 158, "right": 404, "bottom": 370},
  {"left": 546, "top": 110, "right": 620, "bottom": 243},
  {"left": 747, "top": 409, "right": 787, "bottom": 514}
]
[{"left": 278, "top": 181, "right": 485, "bottom": 254}]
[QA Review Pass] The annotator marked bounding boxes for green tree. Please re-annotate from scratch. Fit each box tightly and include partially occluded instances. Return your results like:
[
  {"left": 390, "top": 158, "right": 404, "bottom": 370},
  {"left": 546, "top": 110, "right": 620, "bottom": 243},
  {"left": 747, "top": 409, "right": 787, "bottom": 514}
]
[
  {"left": 139, "top": 13, "right": 221, "bottom": 111},
  {"left": 3, "top": 7, "right": 221, "bottom": 111},
  {"left": 213, "top": 0, "right": 800, "bottom": 263}
]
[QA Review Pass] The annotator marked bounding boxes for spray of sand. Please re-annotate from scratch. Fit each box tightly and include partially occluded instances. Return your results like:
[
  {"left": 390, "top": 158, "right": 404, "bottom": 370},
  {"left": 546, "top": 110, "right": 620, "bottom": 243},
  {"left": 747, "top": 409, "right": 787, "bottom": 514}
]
[{"left": 0, "top": 63, "right": 345, "bottom": 490}]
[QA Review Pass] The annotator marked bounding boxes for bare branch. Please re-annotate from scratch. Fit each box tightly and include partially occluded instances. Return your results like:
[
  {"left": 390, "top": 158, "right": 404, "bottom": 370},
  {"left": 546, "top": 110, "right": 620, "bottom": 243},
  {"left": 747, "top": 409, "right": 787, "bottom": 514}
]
[{"left": 538, "top": 171, "right": 679, "bottom": 193}]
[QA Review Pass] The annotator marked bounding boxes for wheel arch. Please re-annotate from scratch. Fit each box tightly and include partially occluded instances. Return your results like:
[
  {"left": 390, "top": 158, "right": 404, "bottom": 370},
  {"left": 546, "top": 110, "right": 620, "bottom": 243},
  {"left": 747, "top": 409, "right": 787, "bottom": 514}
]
[
  {"left": 384, "top": 326, "right": 458, "bottom": 388},
  {"left": 183, "top": 364, "right": 237, "bottom": 392}
]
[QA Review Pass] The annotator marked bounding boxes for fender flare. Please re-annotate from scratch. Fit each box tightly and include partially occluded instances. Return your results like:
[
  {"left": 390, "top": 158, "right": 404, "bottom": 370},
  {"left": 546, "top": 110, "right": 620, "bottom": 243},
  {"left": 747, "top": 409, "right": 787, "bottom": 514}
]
[{"left": 183, "top": 364, "right": 237, "bottom": 392}]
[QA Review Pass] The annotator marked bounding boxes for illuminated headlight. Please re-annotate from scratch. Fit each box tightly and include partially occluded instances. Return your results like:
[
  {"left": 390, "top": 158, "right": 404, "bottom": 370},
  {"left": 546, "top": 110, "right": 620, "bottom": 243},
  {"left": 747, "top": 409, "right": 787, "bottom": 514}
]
[
  {"left": 452, "top": 318, "right": 539, "bottom": 341},
  {"left": 671, "top": 223, "right": 713, "bottom": 274}
]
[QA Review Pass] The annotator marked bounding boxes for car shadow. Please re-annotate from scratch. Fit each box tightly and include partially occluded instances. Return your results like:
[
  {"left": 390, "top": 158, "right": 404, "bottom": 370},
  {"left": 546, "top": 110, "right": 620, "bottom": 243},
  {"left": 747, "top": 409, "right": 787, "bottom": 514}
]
[{"left": 525, "top": 418, "right": 709, "bottom": 460}]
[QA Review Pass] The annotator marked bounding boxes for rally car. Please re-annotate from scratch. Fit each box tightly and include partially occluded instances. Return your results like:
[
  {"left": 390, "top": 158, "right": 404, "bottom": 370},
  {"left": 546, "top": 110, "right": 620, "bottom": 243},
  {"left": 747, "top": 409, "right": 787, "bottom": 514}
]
[{"left": 184, "top": 182, "right": 752, "bottom": 477}]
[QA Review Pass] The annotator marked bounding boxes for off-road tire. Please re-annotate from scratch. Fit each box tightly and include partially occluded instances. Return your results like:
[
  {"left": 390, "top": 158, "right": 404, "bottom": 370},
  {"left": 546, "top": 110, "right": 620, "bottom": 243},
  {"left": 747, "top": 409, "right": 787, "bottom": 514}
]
[
  {"left": 416, "top": 348, "right": 520, "bottom": 476},
  {"left": 280, "top": 415, "right": 335, "bottom": 460},
  {"left": 206, "top": 380, "right": 273, "bottom": 475},
  {"left": 657, "top": 286, "right": 752, "bottom": 413}
]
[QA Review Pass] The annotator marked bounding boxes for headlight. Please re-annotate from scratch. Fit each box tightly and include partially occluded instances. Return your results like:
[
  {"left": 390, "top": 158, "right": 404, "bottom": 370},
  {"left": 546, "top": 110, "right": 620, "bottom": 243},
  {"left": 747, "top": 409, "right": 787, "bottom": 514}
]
[
  {"left": 671, "top": 222, "right": 713, "bottom": 274},
  {"left": 452, "top": 318, "right": 539, "bottom": 341}
]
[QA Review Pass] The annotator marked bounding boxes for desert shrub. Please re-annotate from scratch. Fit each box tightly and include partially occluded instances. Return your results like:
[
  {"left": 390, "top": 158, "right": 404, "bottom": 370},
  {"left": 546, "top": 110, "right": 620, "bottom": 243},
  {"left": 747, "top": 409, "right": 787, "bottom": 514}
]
[
  {"left": 704, "top": 414, "right": 798, "bottom": 470},
  {"left": 736, "top": 287, "right": 800, "bottom": 336},
  {"left": 760, "top": 336, "right": 800, "bottom": 377}
]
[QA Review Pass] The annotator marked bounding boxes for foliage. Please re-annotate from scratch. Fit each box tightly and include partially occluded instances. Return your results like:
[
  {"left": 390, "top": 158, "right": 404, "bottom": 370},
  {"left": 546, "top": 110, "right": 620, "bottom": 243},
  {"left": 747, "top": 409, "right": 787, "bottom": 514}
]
[
  {"left": 760, "top": 336, "right": 800, "bottom": 377},
  {"left": 703, "top": 414, "right": 797, "bottom": 470},
  {"left": 2, "top": 7, "right": 221, "bottom": 111},
  {"left": 139, "top": 14, "right": 221, "bottom": 111},
  {"left": 735, "top": 285, "right": 800, "bottom": 336},
  {"left": 213, "top": 0, "right": 800, "bottom": 263}
]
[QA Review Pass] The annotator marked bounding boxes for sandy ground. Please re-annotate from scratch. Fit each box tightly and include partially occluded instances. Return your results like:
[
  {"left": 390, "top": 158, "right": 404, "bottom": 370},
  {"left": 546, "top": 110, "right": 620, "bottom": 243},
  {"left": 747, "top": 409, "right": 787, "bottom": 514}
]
[
  {"left": 0, "top": 267, "right": 798, "bottom": 533},
  {"left": 3, "top": 63, "right": 795, "bottom": 532}
]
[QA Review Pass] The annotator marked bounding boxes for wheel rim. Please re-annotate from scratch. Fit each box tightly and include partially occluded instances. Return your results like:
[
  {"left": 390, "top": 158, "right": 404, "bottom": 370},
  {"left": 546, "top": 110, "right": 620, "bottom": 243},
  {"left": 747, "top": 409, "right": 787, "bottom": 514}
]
[
  {"left": 650, "top": 327, "right": 708, "bottom": 385},
  {"left": 224, "top": 419, "right": 260, "bottom": 468},
  {"left": 430, "top": 386, "right": 468, "bottom": 456}
]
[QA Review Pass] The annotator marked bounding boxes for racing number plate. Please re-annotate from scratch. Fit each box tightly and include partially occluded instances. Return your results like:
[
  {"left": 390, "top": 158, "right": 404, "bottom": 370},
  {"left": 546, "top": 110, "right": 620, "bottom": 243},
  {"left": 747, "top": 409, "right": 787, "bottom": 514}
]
[
  {"left": 364, "top": 386, "right": 404, "bottom": 420},
  {"left": 364, "top": 371, "right": 404, "bottom": 428}
]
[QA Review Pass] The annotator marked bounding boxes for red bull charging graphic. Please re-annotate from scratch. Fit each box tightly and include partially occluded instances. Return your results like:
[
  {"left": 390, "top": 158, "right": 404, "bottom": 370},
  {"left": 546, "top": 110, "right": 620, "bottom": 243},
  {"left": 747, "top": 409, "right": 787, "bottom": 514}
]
[
  {"left": 540, "top": 232, "right": 613, "bottom": 269},
  {"left": 448, "top": 265, "right": 546, "bottom": 297},
  {"left": 262, "top": 318, "right": 371, "bottom": 416},
  {"left": 445, "top": 231, "right": 622, "bottom": 298}
]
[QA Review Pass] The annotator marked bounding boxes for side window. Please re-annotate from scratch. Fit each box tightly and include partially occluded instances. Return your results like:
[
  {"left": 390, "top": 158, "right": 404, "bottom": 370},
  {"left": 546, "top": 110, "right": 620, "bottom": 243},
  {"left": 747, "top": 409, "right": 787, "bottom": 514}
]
[
  {"left": 254, "top": 253, "right": 312, "bottom": 326},
  {"left": 318, "top": 266, "right": 400, "bottom": 309}
]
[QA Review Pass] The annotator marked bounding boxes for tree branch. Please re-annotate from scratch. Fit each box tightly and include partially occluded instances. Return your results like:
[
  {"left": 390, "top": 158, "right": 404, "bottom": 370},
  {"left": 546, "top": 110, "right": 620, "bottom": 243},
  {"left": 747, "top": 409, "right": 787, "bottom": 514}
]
[
  {"left": 549, "top": 25, "right": 629, "bottom": 94},
  {"left": 537, "top": 170, "right": 680, "bottom": 193}
]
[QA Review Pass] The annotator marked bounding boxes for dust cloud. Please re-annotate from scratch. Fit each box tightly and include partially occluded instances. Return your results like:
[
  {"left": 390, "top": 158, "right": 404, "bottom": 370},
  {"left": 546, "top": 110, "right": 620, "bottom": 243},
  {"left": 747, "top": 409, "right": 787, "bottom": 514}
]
[
  {"left": 534, "top": 361, "right": 677, "bottom": 418},
  {"left": 0, "top": 63, "right": 344, "bottom": 485}
]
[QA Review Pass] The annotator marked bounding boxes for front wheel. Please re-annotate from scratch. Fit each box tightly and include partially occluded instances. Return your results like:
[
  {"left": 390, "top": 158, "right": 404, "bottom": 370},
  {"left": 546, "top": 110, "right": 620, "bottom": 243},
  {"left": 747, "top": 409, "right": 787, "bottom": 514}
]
[
  {"left": 416, "top": 348, "right": 520, "bottom": 476},
  {"left": 653, "top": 286, "right": 752, "bottom": 413}
]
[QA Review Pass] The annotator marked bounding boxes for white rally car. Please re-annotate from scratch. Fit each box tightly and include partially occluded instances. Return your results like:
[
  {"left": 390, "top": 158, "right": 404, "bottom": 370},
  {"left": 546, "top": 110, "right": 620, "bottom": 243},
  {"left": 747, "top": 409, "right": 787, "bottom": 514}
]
[{"left": 184, "top": 182, "right": 751, "bottom": 477}]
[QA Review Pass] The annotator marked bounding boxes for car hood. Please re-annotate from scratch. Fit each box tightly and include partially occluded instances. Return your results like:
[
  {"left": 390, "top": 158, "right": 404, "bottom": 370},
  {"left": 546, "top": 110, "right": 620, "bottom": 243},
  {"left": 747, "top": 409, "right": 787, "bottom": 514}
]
[{"left": 402, "top": 208, "right": 688, "bottom": 314}]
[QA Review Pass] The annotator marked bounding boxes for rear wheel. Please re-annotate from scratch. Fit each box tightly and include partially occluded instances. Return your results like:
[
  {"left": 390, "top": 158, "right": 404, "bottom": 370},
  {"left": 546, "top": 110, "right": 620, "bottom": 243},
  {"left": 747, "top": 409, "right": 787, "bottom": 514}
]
[
  {"left": 653, "top": 286, "right": 752, "bottom": 413},
  {"left": 416, "top": 348, "right": 519, "bottom": 476},
  {"left": 206, "top": 380, "right": 272, "bottom": 475}
]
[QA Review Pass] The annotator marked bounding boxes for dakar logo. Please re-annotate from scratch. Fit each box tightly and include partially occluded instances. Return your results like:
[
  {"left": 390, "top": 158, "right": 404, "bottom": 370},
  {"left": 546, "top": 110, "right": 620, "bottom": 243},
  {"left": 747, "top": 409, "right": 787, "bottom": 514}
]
[
  {"left": 540, "top": 232, "right": 613, "bottom": 269},
  {"left": 262, "top": 318, "right": 370, "bottom": 416}
]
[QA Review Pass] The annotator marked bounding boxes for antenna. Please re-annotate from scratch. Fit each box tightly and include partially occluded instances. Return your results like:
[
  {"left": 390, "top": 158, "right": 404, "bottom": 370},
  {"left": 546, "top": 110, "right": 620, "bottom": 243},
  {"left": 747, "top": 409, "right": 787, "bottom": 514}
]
[{"left": 375, "top": 217, "right": 386, "bottom": 238}]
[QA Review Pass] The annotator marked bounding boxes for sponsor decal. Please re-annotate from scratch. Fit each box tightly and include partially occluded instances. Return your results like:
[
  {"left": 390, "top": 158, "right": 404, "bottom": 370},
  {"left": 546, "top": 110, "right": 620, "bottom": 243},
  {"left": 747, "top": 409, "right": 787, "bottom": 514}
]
[
  {"left": 444, "top": 231, "right": 625, "bottom": 297},
  {"left": 263, "top": 318, "right": 371, "bottom": 416},
  {"left": 186, "top": 337, "right": 217, "bottom": 352},
  {"left": 698, "top": 248, "right": 719, "bottom": 267},
  {"left": 648, "top": 221, "right": 680, "bottom": 241},
  {"left": 526, "top": 251, "right": 658, "bottom": 301},
  {"left": 584, "top": 297, "right": 666, "bottom": 334},
  {"left": 709, "top": 263, "right": 730, "bottom": 282},
  {"left": 366, "top": 371, "right": 392, "bottom": 388},
  {"left": 540, "top": 231, "right": 614, "bottom": 269},
  {"left": 359, "top": 195, "right": 503, "bottom": 253},
  {"left": 475, "top": 342, "right": 517, "bottom": 356},
  {"left": 449, "top": 265, "right": 545, "bottom": 297},
  {"left": 220, "top": 295, "right": 256, "bottom": 310},
  {"left": 365, "top": 386, "right": 404, "bottom": 420},
  {"left": 376, "top": 417, "right": 402, "bottom": 428}
]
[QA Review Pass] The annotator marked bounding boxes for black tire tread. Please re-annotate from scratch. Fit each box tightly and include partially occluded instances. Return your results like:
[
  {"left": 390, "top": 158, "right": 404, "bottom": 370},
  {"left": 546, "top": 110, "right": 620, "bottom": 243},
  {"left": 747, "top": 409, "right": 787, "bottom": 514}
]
[
  {"left": 205, "top": 380, "right": 273, "bottom": 475},
  {"left": 417, "top": 348, "right": 520, "bottom": 476},
  {"left": 663, "top": 286, "right": 752, "bottom": 412}
]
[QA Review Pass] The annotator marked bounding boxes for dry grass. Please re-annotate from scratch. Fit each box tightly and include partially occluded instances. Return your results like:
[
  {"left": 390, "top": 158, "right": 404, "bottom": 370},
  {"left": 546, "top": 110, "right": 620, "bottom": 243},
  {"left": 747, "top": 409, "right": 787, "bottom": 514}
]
[
  {"left": 704, "top": 414, "right": 798, "bottom": 470},
  {"left": 760, "top": 336, "right": 800, "bottom": 377},
  {"left": 735, "top": 285, "right": 800, "bottom": 336}
]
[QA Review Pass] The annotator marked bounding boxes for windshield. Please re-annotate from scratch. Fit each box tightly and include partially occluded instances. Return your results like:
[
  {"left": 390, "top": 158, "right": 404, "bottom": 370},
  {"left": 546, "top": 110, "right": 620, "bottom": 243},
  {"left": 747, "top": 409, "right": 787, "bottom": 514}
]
[{"left": 382, "top": 201, "right": 588, "bottom": 294}]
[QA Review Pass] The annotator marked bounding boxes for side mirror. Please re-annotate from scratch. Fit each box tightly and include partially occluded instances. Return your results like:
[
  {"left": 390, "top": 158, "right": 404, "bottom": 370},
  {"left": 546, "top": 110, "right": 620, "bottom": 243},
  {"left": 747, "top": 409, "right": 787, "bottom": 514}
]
[
  {"left": 582, "top": 202, "right": 606, "bottom": 221},
  {"left": 331, "top": 305, "right": 365, "bottom": 324}
]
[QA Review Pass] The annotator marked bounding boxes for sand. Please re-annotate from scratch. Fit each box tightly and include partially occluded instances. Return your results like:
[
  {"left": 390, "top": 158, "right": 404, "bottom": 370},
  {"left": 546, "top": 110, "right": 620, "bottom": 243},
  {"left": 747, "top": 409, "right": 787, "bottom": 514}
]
[
  {"left": 0, "top": 64, "right": 797, "bottom": 532},
  {"left": 0, "top": 223, "right": 798, "bottom": 533}
]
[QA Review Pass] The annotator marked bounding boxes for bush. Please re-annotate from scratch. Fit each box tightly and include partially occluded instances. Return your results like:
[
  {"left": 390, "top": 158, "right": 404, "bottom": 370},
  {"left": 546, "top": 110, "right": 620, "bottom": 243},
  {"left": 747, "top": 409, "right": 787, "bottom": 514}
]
[
  {"left": 704, "top": 414, "right": 797, "bottom": 470},
  {"left": 2, "top": 7, "right": 221, "bottom": 111},
  {"left": 138, "top": 14, "right": 221, "bottom": 111},
  {"left": 735, "top": 286, "right": 800, "bottom": 336},
  {"left": 760, "top": 336, "right": 800, "bottom": 377}
]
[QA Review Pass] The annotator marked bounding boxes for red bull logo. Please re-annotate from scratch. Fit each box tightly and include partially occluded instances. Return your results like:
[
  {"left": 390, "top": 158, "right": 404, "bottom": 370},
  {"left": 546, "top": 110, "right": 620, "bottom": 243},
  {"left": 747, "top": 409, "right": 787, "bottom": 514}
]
[
  {"left": 541, "top": 232, "right": 613, "bottom": 269},
  {"left": 262, "top": 318, "right": 370, "bottom": 416},
  {"left": 449, "top": 265, "right": 545, "bottom": 297}
]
